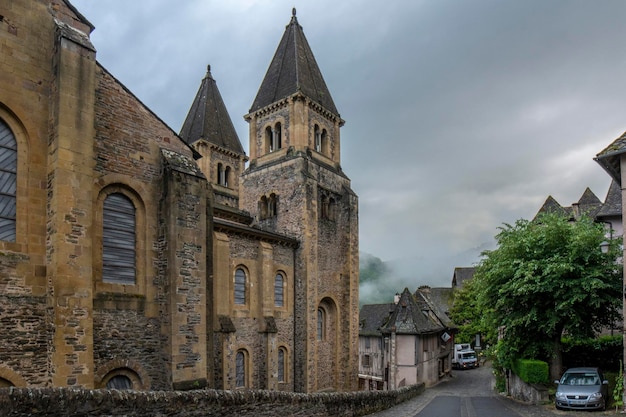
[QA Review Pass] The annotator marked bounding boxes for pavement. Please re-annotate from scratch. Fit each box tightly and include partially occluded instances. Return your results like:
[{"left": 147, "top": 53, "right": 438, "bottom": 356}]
[{"left": 365, "top": 361, "right": 624, "bottom": 417}]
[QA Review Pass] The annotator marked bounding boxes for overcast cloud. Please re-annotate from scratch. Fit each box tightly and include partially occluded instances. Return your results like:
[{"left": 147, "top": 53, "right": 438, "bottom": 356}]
[{"left": 71, "top": 0, "right": 626, "bottom": 290}]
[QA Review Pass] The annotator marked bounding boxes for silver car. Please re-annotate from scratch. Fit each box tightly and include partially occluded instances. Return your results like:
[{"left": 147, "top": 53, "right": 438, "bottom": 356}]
[{"left": 554, "top": 367, "right": 609, "bottom": 411}]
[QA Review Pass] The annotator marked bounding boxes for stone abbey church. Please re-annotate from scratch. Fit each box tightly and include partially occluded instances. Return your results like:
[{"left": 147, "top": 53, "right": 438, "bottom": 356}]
[{"left": 0, "top": 1, "right": 359, "bottom": 393}]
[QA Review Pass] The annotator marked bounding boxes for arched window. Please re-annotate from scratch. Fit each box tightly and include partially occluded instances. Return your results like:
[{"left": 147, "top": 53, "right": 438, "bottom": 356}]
[
  {"left": 328, "top": 197, "right": 336, "bottom": 221},
  {"left": 259, "top": 195, "right": 268, "bottom": 220},
  {"left": 268, "top": 193, "right": 278, "bottom": 217},
  {"left": 278, "top": 347, "right": 287, "bottom": 382},
  {"left": 317, "top": 308, "right": 325, "bottom": 341},
  {"left": 271, "top": 123, "right": 282, "bottom": 152},
  {"left": 274, "top": 273, "right": 284, "bottom": 307},
  {"left": 234, "top": 268, "right": 246, "bottom": 305},
  {"left": 0, "top": 119, "right": 17, "bottom": 242},
  {"left": 314, "top": 124, "right": 321, "bottom": 152},
  {"left": 320, "top": 195, "right": 329, "bottom": 220},
  {"left": 217, "top": 163, "right": 223, "bottom": 185},
  {"left": 320, "top": 129, "right": 328, "bottom": 155},
  {"left": 103, "top": 193, "right": 136, "bottom": 285},
  {"left": 224, "top": 166, "right": 231, "bottom": 188},
  {"left": 106, "top": 375, "right": 132, "bottom": 390},
  {"left": 236, "top": 350, "right": 247, "bottom": 388},
  {"left": 265, "top": 126, "right": 273, "bottom": 154}
]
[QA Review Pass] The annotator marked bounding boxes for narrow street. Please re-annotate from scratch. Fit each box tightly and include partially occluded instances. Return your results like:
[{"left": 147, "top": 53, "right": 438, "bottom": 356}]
[{"left": 365, "top": 362, "right": 618, "bottom": 417}]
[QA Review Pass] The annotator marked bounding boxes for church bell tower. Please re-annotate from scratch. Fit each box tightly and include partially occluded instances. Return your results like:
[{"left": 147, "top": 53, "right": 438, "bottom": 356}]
[{"left": 241, "top": 9, "right": 359, "bottom": 392}]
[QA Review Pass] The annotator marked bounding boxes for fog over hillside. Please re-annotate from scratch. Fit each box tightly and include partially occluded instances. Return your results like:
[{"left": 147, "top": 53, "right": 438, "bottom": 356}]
[{"left": 359, "top": 243, "right": 493, "bottom": 306}]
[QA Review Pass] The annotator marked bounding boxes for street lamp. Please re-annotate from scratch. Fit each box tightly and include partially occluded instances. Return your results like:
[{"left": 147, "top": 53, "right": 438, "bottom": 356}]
[{"left": 600, "top": 240, "right": 610, "bottom": 254}]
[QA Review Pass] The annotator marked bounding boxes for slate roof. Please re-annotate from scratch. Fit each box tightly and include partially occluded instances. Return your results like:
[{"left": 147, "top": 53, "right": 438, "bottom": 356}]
[
  {"left": 249, "top": 9, "right": 339, "bottom": 116},
  {"left": 534, "top": 195, "right": 571, "bottom": 220},
  {"left": 596, "top": 180, "right": 622, "bottom": 218},
  {"left": 179, "top": 65, "right": 244, "bottom": 154},
  {"left": 379, "top": 288, "right": 446, "bottom": 335},
  {"left": 576, "top": 187, "right": 602, "bottom": 218},
  {"left": 595, "top": 130, "right": 626, "bottom": 185},
  {"left": 416, "top": 286, "right": 455, "bottom": 328},
  {"left": 359, "top": 303, "right": 395, "bottom": 337},
  {"left": 451, "top": 267, "right": 475, "bottom": 288}
]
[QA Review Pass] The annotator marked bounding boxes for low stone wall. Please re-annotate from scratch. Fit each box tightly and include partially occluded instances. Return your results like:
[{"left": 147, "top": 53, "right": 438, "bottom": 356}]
[
  {"left": 508, "top": 372, "right": 549, "bottom": 405},
  {"left": 0, "top": 384, "right": 425, "bottom": 417}
]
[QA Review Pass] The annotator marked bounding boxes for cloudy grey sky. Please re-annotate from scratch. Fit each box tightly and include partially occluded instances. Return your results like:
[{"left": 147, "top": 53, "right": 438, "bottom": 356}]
[{"left": 71, "top": 0, "right": 626, "bottom": 289}]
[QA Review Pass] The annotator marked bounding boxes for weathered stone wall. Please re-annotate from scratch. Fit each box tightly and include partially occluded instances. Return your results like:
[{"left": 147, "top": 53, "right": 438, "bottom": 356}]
[
  {"left": 508, "top": 372, "right": 549, "bottom": 405},
  {"left": 0, "top": 384, "right": 424, "bottom": 417}
]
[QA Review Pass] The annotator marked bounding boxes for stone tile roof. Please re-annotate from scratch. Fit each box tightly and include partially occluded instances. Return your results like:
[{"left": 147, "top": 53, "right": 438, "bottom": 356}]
[
  {"left": 416, "top": 286, "right": 455, "bottom": 328},
  {"left": 249, "top": 9, "right": 339, "bottom": 116},
  {"left": 359, "top": 303, "right": 395, "bottom": 337},
  {"left": 534, "top": 195, "right": 571, "bottom": 220},
  {"left": 451, "top": 267, "right": 476, "bottom": 288},
  {"left": 179, "top": 65, "right": 244, "bottom": 154},
  {"left": 596, "top": 180, "right": 622, "bottom": 218},
  {"left": 379, "top": 288, "right": 446, "bottom": 335},
  {"left": 595, "top": 130, "right": 626, "bottom": 186},
  {"left": 576, "top": 187, "right": 602, "bottom": 218}
]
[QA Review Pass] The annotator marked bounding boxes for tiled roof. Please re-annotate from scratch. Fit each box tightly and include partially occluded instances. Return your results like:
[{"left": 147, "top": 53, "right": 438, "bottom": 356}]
[
  {"left": 534, "top": 195, "right": 572, "bottom": 220},
  {"left": 451, "top": 267, "right": 475, "bottom": 288},
  {"left": 179, "top": 65, "right": 244, "bottom": 154},
  {"left": 595, "top": 130, "right": 626, "bottom": 186},
  {"left": 596, "top": 180, "right": 622, "bottom": 218},
  {"left": 416, "top": 286, "right": 455, "bottom": 328},
  {"left": 249, "top": 9, "right": 339, "bottom": 116},
  {"left": 576, "top": 187, "right": 602, "bottom": 217},
  {"left": 359, "top": 303, "right": 395, "bottom": 337},
  {"left": 379, "top": 288, "right": 446, "bottom": 335}
]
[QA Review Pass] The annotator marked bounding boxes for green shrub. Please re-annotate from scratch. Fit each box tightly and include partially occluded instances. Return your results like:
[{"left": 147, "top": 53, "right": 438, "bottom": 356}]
[
  {"left": 562, "top": 335, "right": 622, "bottom": 372},
  {"left": 512, "top": 359, "right": 549, "bottom": 384}
]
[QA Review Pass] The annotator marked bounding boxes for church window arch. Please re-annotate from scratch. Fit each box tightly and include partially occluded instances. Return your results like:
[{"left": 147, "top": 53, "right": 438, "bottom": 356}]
[
  {"left": 317, "top": 307, "right": 325, "bottom": 341},
  {"left": 234, "top": 267, "right": 247, "bottom": 305},
  {"left": 0, "top": 118, "right": 17, "bottom": 242},
  {"left": 314, "top": 124, "right": 321, "bottom": 152},
  {"left": 235, "top": 349, "right": 249, "bottom": 388},
  {"left": 278, "top": 346, "right": 288, "bottom": 382},
  {"left": 274, "top": 272, "right": 285, "bottom": 308},
  {"left": 103, "top": 193, "right": 136, "bottom": 285}
]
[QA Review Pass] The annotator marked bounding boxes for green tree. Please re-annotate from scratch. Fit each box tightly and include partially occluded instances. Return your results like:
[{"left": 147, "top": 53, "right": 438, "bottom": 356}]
[
  {"left": 449, "top": 277, "right": 496, "bottom": 346},
  {"left": 474, "top": 213, "right": 622, "bottom": 380}
]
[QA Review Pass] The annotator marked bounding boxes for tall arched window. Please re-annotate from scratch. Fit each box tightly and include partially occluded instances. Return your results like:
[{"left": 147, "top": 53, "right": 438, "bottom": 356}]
[
  {"left": 234, "top": 268, "right": 246, "bottom": 305},
  {"left": 317, "top": 308, "right": 325, "bottom": 341},
  {"left": 236, "top": 350, "right": 247, "bottom": 388},
  {"left": 268, "top": 193, "right": 278, "bottom": 217},
  {"left": 274, "top": 273, "right": 284, "bottom": 307},
  {"left": 320, "top": 129, "right": 328, "bottom": 155},
  {"left": 224, "top": 166, "right": 231, "bottom": 188},
  {"left": 278, "top": 347, "right": 287, "bottom": 382},
  {"left": 314, "top": 124, "right": 321, "bottom": 152},
  {"left": 272, "top": 123, "right": 282, "bottom": 151},
  {"left": 0, "top": 119, "right": 17, "bottom": 242},
  {"left": 103, "top": 193, "right": 136, "bottom": 285}
]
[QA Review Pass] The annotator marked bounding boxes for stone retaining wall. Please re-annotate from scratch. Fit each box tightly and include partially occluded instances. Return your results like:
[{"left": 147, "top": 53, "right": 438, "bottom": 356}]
[
  {"left": 0, "top": 384, "right": 424, "bottom": 417},
  {"left": 508, "top": 372, "right": 549, "bottom": 405}
]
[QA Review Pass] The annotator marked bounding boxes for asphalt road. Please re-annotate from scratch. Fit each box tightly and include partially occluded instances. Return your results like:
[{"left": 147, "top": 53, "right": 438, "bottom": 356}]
[{"left": 365, "top": 362, "right": 618, "bottom": 417}]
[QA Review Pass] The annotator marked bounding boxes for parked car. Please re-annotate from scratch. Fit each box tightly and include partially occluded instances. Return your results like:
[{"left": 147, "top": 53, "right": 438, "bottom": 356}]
[{"left": 554, "top": 367, "right": 609, "bottom": 411}]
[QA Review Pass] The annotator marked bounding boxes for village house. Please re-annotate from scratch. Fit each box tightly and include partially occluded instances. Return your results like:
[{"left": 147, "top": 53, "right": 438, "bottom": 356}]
[
  {"left": 358, "top": 287, "right": 455, "bottom": 390},
  {"left": 0, "top": 1, "right": 359, "bottom": 392}
]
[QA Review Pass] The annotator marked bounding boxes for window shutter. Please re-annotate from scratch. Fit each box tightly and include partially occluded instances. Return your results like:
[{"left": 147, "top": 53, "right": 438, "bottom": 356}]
[
  {"left": 103, "top": 193, "right": 136, "bottom": 284},
  {"left": 0, "top": 120, "right": 17, "bottom": 242}
]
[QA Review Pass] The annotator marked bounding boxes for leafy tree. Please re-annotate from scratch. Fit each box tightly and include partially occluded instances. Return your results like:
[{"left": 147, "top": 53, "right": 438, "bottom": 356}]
[
  {"left": 474, "top": 213, "right": 622, "bottom": 380},
  {"left": 449, "top": 277, "right": 497, "bottom": 346}
]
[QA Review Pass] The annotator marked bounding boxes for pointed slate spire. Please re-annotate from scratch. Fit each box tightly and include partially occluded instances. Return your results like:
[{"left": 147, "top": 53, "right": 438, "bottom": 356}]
[
  {"left": 180, "top": 65, "right": 244, "bottom": 154},
  {"left": 597, "top": 180, "right": 622, "bottom": 218},
  {"left": 534, "top": 195, "right": 571, "bottom": 220},
  {"left": 249, "top": 9, "right": 339, "bottom": 116}
]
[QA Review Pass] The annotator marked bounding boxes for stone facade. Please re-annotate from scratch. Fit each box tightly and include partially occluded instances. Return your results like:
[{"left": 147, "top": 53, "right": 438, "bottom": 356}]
[{"left": 0, "top": 0, "right": 358, "bottom": 393}]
